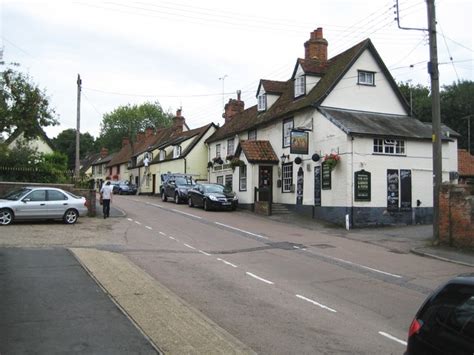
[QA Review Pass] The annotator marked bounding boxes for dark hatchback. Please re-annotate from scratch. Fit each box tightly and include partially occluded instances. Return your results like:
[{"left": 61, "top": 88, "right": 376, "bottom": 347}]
[
  {"left": 405, "top": 273, "right": 474, "bottom": 355},
  {"left": 187, "top": 183, "right": 238, "bottom": 211},
  {"left": 112, "top": 182, "right": 137, "bottom": 195}
]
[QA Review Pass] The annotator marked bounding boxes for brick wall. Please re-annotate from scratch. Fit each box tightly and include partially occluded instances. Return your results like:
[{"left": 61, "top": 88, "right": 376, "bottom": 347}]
[{"left": 439, "top": 183, "right": 474, "bottom": 248}]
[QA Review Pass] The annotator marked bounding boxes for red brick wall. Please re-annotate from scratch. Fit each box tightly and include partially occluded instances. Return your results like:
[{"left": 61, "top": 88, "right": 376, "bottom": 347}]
[{"left": 439, "top": 183, "right": 474, "bottom": 248}]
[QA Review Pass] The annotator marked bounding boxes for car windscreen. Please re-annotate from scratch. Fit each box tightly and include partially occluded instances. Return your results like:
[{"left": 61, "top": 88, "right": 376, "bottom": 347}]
[
  {"left": 203, "top": 185, "right": 225, "bottom": 193},
  {"left": 2, "top": 188, "right": 32, "bottom": 200},
  {"left": 175, "top": 177, "right": 194, "bottom": 186}
]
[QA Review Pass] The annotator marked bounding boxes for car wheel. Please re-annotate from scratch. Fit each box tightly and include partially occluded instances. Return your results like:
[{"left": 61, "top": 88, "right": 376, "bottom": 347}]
[
  {"left": 188, "top": 197, "right": 194, "bottom": 207},
  {"left": 119, "top": 190, "right": 123, "bottom": 195},
  {"left": 204, "top": 199, "right": 209, "bottom": 211},
  {"left": 175, "top": 193, "right": 180, "bottom": 204},
  {"left": 63, "top": 209, "right": 79, "bottom": 224},
  {"left": 0, "top": 208, "right": 14, "bottom": 225},
  {"left": 161, "top": 191, "right": 167, "bottom": 202}
]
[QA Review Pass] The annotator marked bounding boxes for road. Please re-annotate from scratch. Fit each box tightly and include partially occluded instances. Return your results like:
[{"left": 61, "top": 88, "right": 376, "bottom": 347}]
[{"left": 1, "top": 194, "right": 471, "bottom": 354}]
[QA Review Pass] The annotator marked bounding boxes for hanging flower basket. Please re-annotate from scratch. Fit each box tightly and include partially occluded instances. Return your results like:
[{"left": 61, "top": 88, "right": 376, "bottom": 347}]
[
  {"left": 230, "top": 158, "right": 245, "bottom": 171},
  {"left": 207, "top": 161, "right": 214, "bottom": 169},
  {"left": 323, "top": 153, "right": 340, "bottom": 171},
  {"left": 212, "top": 157, "right": 224, "bottom": 165},
  {"left": 225, "top": 155, "right": 234, "bottom": 161}
]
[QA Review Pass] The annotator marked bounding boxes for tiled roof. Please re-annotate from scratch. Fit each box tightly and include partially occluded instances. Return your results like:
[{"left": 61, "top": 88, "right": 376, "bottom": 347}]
[
  {"left": 80, "top": 152, "right": 101, "bottom": 173},
  {"left": 259, "top": 79, "right": 287, "bottom": 95},
  {"left": 458, "top": 149, "right": 474, "bottom": 176},
  {"left": 207, "top": 38, "right": 388, "bottom": 143},
  {"left": 295, "top": 58, "right": 328, "bottom": 76},
  {"left": 238, "top": 140, "right": 279, "bottom": 164}
]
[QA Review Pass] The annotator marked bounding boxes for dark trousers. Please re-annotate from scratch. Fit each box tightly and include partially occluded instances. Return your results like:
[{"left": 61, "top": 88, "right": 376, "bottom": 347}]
[{"left": 102, "top": 199, "right": 111, "bottom": 218}]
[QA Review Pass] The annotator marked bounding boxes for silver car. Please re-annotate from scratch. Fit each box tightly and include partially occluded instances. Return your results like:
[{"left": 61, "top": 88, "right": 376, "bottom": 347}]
[{"left": 0, "top": 187, "right": 88, "bottom": 225}]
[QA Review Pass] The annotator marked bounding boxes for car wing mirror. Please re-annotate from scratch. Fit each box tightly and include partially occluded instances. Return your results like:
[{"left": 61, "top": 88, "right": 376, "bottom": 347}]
[{"left": 22, "top": 198, "right": 31, "bottom": 203}]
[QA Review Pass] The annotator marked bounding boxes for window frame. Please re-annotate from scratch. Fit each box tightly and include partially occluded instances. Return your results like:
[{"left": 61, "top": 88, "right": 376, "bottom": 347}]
[
  {"left": 159, "top": 150, "right": 165, "bottom": 161},
  {"left": 282, "top": 118, "right": 294, "bottom": 148},
  {"left": 257, "top": 93, "right": 267, "bottom": 111},
  {"left": 239, "top": 164, "right": 247, "bottom": 191},
  {"left": 357, "top": 70, "right": 375, "bottom": 86},
  {"left": 294, "top": 75, "right": 306, "bottom": 97},
  {"left": 216, "top": 144, "right": 221, "bottom": 158},
  {"left": 248, "top": 129, "right": 257, "bottom": 141},
  {"left": 373, "top": 138, "right": 406, "bottom": 155},
  {"left": 282, "top": 163, "right": 293, "bottom": 193},
  {"left": 173, "top": 145, "right": 181, "bottom": 158},
  {"left": 216, "top": 176, "right": 224, "bottom": 185},
  {"left": 227, "top": 138, "right": 235, "bottom": 156}
]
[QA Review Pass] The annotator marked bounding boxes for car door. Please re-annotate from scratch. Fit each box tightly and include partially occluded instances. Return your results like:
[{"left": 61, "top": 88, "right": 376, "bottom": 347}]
[
  {"left": 46, "top": 189, "right": 69, "bottom": 218},
  {"left": 195, "top": 185, "right": 205, "bottom": 207},
  {"left": 16, "top": 189, "right": 48, "bottom": 219},
  {"left": 166, "top": 179, "right": 175, "bottom": 198}
]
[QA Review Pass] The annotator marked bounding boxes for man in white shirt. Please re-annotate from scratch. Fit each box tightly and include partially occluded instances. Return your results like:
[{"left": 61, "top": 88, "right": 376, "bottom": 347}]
[{"left": 100, "top": 181, "right": 114, "bottom": 219}]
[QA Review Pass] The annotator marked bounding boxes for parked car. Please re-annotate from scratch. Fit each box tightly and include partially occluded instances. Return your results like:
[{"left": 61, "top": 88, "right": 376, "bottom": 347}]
[
  {"left": 0, "top": 187, "right": 88, "bottom": 225},
  {"left": 405, "top": 273, "right": 474, "bottom": 355},
  {"left": 112, "top": 181, "right": 137, "bottom": 195},
  {"left": 161, "top": 174, "right": 196, "bottom": 204},
  {"left": 187, "top": 183, "right": 238, "bottom": 211}
]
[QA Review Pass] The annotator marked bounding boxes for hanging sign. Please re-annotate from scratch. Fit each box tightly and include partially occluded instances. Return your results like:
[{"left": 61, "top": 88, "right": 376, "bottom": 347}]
[
  {"left": 290, "top": 130, "right": 309, "bottom": 155},
  {"left": 314, "top": 166, "right": 321, "bottom": 206},
  {"left": 387, "top": 169, "right": 399, "bottom": 211}
]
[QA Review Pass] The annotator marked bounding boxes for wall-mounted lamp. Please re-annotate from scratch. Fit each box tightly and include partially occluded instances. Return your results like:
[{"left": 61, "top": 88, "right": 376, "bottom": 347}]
[{"left": 280, "top": 154, "right": 290, "bottom": 163}]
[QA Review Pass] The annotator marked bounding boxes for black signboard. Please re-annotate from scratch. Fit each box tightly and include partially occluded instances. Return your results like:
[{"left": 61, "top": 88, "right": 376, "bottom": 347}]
[
  {"left": 387, "top": 169, "right": 399, "bottom": 211},
  {"left": 354, "top": 170, "right": 371, "bottom": 201},
  {"left": 296, "top": 167, "right": 304, "bottom": 205},
  {"left": 400, "top": 169, "right": 412, "bottom": 211},
  {"left": 314, "top": 166, "right": 321, "bottom": 206},
  {"left": 321, "top": 162, "right": 331, "bottom": 190}
]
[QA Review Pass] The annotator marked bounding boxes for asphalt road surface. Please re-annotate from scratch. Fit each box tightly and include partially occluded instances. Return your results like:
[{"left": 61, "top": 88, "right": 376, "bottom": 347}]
[{"left": 108, "top": 195, "right": 471, "bottom": 354}]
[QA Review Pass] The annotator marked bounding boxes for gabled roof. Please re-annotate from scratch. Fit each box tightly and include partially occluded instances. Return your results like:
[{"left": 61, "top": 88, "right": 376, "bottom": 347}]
[
  {"left": 208, "top": 38, "right": 410, "bottom": 143},
  {"left": 236, "top": 140, "right": 279, "bottom": 164},
  {"left": 92, "top": 152, "right": 115, "bottom": 166},
  {"left": 256, "top": 79, "right": 287, "bottom": 97},
  {"left": 5, "top": 124, "right": 56, "bottom": 151},
  {"left": 292, "top": 58, "right": 328, "bottom": 78},
  {"left": 319, "top": 107, "right": 459, "bottom": 141},
  {"left": 80, "top": 152, "right": 101, "bottom": 173}
]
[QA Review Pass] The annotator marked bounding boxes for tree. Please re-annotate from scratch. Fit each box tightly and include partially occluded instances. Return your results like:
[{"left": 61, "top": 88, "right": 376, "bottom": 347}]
[
  {"left": 398, "top": 81, "right": 432, "bottom": 122},
  {"left": 0, "top": 69, "right": 58, "bottom": 138},
  {"left": 53, "top": 129, "right": 97, "bottom": 170},
  {"left": 97, "top": 101, "right": 173, "bottom": 152}
]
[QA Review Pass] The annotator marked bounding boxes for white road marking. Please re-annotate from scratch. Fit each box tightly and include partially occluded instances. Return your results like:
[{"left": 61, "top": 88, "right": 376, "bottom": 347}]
[
  {"left": 246, "top": 272, "right": 274, "bottom": 285},
  {"left": 169, "top": 236, "right": 176, "bottom": 240},
  {"left": 217, "top": 258, "right": 238, "bottom": 268},
  {"left": 378, "top": 331, "right": 407, "bottom": 346},
  {"left": 293, "top": 246, "right": 300, "bottom": 249},
  {"left": 306, "top": 250, "right": 402, "bottom": 279},
  {"left": 184, "top": 243, "right": 196, "bottom": 250},
  {"left": 199, "top": 250, "right": 211, "bottom": 256},
  {"left": 172, "top": 209, "right": 202, "bottom": 219},
  {"left": 127, "top": 218, "right": 133, "bottom": 222},
  {"left": 135, "top": 221, "right": 142, "bottom": 225},
  {"left": 214, "top": 222, "right": 269, "bottom": 239},
  {"left": 145, "top": 226, "right": 152, "bottom": 230},
  {"left": 159, "top": 232, "right": 167, "bottom": 236},
  {"left": 296, "top": 294, "right": 337, "bottom": 313},
  {"left": 150, "top": 203, "right": 163, "bottom": 208}
]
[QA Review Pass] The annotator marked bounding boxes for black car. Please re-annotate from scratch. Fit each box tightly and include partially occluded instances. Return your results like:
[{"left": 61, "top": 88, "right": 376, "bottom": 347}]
[
  {"left": 187, "top": 183, "right": 238, "bottom": 211},
  {"left": 113, "top": 182, "right": 137, "bottom": 195},
  {"left": 161, "top": 174, "right": 195, "bottom": 204},
  {"left": 405, "top": 273, "right": 474, "bottom": 355}
]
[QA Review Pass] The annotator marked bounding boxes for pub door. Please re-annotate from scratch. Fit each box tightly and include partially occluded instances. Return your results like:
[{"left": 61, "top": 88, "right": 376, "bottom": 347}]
[
  {"left": 152, "top": 174, "right": 156, "bottom": 195},
  {"left": 258, "top": 166, "right": 273, "bottom": 202}
]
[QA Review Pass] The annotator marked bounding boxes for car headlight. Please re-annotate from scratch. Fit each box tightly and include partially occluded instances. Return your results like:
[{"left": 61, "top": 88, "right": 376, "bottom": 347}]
[
  {"left": 208, "top": 195, "right": 218, "bottom": 201},
  {"left": 233, "top": 195, "right": 238, "bottom": 201}
]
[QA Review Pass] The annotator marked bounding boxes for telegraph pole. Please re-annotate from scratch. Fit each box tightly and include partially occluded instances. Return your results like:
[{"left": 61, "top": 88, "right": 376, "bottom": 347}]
[
  {"left": 75, "top": 74, "right": 82, "bottom": 180},
  {"left": 427, "top": 0, "right": 442, "bottom": 244}
]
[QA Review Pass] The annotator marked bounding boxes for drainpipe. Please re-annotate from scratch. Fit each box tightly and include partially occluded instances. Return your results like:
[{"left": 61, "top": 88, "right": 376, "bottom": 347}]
[
  {"left": 184, "top": 158, "right": 187, "bottom": 174},
  {"left": 349, "top": 136, "right": 354, "bottom": 230}
]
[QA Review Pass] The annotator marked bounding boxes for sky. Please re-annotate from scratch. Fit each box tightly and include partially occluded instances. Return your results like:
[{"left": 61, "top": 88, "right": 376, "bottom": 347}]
[{"left": 1, "top": 0, "right": 473, "bottom": 140}]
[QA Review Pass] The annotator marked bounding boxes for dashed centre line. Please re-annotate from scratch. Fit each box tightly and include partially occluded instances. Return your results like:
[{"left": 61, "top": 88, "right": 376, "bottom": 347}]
[
  {"left": 145, "top": 226, "right": 152, "bottom": 230},
  {"left": 378, "top": 331, "right": 407, "bottom": 346},
  {"left": 159, "top": 232, "right": 167, "bottom": 236},
  {"left": 199, "top": 250, "right": 211, "bottom": 256},
  {"left": 214, "top": 222, "right": 269, "bottom": 240},
  {"left": 217, "top": 258, "right": 238, "bottom": 268},
  {"left": 184, "top": 243, "right": 196, "bottom": 250},
  {"left": 169, "top": 236, "right": 177, "bottom": 241},
  {"left": 246, "top": 272, "right": 274, "bottom": 285},
  {"left": 135, "top": 221, "right": 142, "bottom": 225},
  {"left": 127, "top": 218, "right": 133, "bottom": 222},
  {"left": 296, "top": 294, "right": 337, "bottom": 313}
]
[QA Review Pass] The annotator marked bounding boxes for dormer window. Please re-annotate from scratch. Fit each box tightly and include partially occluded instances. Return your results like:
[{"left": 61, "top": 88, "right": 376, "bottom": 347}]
[
  {"left": 257, "top": 93, "right": 267, "bottom": 111},
  {"left": 173, "top": 145, "right": 181, "bottom": 158},
  {"left": 358, "top": 70, "right": 375, "bottom": 86},
  {"left": 294, "top": 75, "right": 306, "bottom": 97},
  {"left": 159, "top": 150, "right": 165, "bottom": 161}
]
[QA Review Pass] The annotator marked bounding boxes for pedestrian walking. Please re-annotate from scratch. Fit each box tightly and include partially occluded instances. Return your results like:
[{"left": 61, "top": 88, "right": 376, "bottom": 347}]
[{"left": 100, "top": 181, "right": 113, "bottom": 219}]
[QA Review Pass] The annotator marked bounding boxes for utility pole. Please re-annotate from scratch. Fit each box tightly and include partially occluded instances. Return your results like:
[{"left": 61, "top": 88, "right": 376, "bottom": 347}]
[
  {"left": 427, "top": 0, "right": 442, "bottom": 244},
  {"left": 75, "top": 74, "right": 82, "bottom": 180}
]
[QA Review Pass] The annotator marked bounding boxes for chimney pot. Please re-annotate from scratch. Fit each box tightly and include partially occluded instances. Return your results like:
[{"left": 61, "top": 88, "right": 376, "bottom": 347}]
[
  {"left": 223, "top": 91, "right": 245, "bottom": 124},
  {"left": 304, "top": 27, "right": 328, "bottom": 62}
]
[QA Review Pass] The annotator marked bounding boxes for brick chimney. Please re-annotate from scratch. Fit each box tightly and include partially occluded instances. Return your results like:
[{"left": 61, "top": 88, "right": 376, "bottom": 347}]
[
  {"left": 136, "top": 132, "right": 145, "bottom": 142},
  {"left": 304, "top": 27, "right": 328, "bottom": 62},
  {"left": 100, "top": 147, "right": 109, "bottom": 158},
  {"left": 173, "top": 108, "right": 185, "bottom": 132},
  {"left": 145, "top": 127, "right": 154, "bottom": 138},
  {"left": 122, "top": 137, "right": 130, "bottom": 147},
  {"left": 222, "top": 90, "right": 244, "bottom": 124}
]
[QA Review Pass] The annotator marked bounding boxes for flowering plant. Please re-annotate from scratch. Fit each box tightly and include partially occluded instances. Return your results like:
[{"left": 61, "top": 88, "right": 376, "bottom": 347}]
[
  {"left": 225, "top": 155, "right": 234, "bottom": 161},
  {"left": 230, "top": 158, "right": 245, "bottom": 171},
  {"left": 212, "top": 156, "right": 224, "bottom": 165},
  {"left": 323, "top": 153, "right": 340, "bottom": 170}
]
